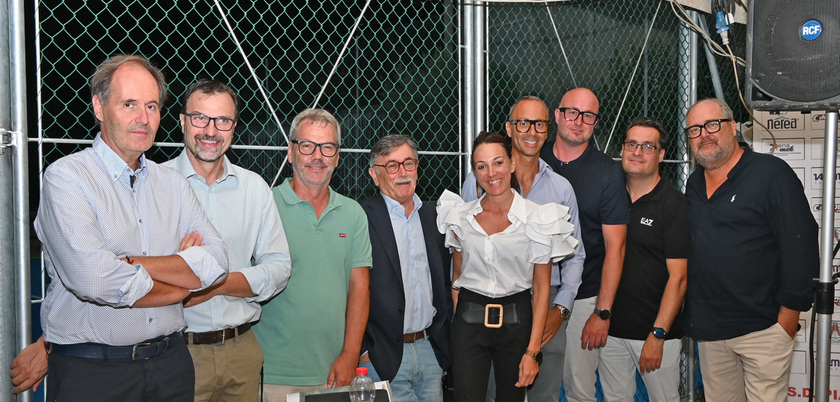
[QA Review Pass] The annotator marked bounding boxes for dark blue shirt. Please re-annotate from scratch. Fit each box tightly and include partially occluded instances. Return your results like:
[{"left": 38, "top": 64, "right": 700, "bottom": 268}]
[{"left": 684, "top": 143, "right": 818, "bottom": 340}]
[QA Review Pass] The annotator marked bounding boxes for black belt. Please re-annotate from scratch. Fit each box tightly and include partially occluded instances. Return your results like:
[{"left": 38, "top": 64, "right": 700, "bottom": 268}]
[
  {"left": 49, "top": 331, "right": 183, "bottom": 360},
  {"left": 187, "top": 322, "right": 251, "bottom": 345},
  {"left": 462, "top": 301, "right": 523, "bottom": 326}
]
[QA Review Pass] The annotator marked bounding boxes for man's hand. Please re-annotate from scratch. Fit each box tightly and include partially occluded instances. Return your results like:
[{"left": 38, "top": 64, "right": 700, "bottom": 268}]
[
  {"left": 515, "top": 353, "right": 540, "bottom": 388},
  {"left": 580, "top": 314, "right": 609, "bottom": 350},
  {"left": 778, "top": 306, "right": 800, "bottom": 339},
  {"left": 183, "top": 277, "right": 226, "bottom": 308},
  {"left": 10, "top": 336, "right": 48, "bottom": 394},
  {"left": 327, "top": 351, "right": 358, "bottom": 387},
  {"left": 179, "top": 231, "right": 203, "bottom": 252},
  {"left": 638, "top": 335, "right": 664, "bottom": 373},
  {"left": 541, "top": 307, "right": 564, "bottom": 347}
]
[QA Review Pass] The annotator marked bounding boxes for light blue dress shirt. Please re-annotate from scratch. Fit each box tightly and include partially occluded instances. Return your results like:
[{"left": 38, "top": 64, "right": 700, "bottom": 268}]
[
  {"left": 461, "top": 158, "right": 585, "bottom": 311},
  {"left": 164, "top": 150, "right": 292, "bottom": 332},
  {"left": 35, "top": 133, "right": 228, "bottom": 345},
  {"left": 381, "top": 192, "right": 435, "bottom": 334}
]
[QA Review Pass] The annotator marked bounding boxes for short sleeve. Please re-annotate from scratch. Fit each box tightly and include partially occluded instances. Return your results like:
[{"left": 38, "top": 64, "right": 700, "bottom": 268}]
[
  {"left": 436, "top": 190, "right": 467, "bottom": 251},
  {"left": 524, "top": 202, "right": 579, "bottom": 264}
]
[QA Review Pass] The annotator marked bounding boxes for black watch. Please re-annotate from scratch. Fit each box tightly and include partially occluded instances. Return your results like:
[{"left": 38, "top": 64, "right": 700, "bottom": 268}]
[
  {"left": 651, "top": 327, "right": 667, "bottom": 339},
  {"left": 593, "top": 308, "right": 611, "bottom": 320},
  {"left": 525, "top": 349, "right": 543, "bottom": 364}
]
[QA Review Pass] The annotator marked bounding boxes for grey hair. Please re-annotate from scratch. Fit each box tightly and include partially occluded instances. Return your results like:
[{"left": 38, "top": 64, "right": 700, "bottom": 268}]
[
  {"left": 289, "top": 108, "right": 342, "bottom": 145},
  {"left": 688, "top": 98, "right": 734, "bottom": 121},
  {"left": 508, "top": 95, "right": 549, "bottom": 120},
  {"left": 369, "top": 134, "right": 418, "bottom": 168},
  {"left": 90, "top": 54, "right": 167, "bottom": 108}
]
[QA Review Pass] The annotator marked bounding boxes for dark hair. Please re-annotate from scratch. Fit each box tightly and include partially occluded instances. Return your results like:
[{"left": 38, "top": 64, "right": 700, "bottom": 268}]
[
  {"left": 472, "top": 131, "right": 521, "bottom": 196},
  {"left": 90, "top": 55, "right": 167, "bottom": 108},
  {"left": 369, "top": 134, "right": 418, "bottom": 168},
  {"left": 181, "top": 79, "right": 240, "bottom": 120},
  {"left": 624, "top": 116, "right": 669, "bottom": 148}
]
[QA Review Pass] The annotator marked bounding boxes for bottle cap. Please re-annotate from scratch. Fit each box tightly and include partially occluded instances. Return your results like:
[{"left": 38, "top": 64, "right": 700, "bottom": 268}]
[{"left": 356, "top": 367, "right": 368, "bottom": 375}]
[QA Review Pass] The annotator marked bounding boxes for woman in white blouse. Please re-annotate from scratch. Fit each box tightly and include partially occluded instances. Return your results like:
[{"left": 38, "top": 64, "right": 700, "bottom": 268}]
[{"left": 437, "top": 131, "right": 577, "bottom": 401}]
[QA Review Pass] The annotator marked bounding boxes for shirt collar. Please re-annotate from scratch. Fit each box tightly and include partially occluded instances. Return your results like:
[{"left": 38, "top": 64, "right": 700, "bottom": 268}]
[
  {"left": 278, "top": 177, "right": 343, "bottom": 211},
  {"left": 171, "top": 149, "right": 238, "bottom": 186},
  {"left": 92, "top": 132, "right": 147, "bottom": 182},
  {"left": 472, "top": 189, "right": 528, "bottom": 225},
  {"left": 381, "top": 192, "right": 422, "bottom": 217}
]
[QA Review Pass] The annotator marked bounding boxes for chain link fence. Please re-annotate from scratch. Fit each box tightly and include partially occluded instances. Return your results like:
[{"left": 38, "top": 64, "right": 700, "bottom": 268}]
[{"left": 31, "top": 0, "right": 750, "bottom": 400}]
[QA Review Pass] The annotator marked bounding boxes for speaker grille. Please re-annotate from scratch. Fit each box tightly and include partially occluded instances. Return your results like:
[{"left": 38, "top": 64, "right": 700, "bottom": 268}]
[{"left": 751, "top": 1, "right": 840, "bottom": 102}]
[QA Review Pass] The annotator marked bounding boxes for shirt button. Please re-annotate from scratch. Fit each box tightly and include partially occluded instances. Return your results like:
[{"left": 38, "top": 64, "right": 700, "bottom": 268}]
[
  {"left": 148, "top": 318, "right": 152, "bottom": 323},
  {"left": 138, "top": 219, "right": 142, "bottom": 223},
  {"left": 143, "top": 252, "right": 147, "bottom": 256}
]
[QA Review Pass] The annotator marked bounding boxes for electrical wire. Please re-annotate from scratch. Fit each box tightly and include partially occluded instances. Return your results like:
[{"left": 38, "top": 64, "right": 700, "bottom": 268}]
[{"left": 725, "top": 42, "right": 778, "bottom": 151}]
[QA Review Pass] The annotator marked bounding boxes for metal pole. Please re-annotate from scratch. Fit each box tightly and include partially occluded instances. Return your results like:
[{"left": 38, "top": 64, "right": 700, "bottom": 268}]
[
  {"left": 0, "top": 0, "right": 19, "bottom": 398},
  {"left": 10, "top": 0, "right": 32, "bottom": 398},
  {"left": 677, "top": 10, "right": 699, "bottom": 401},
  {"left": 815, "top": 111, "right": 838, "bottom": 402},
  {"left": 695, "top": 16, "right": 725, "bottom": 101},
  {"left": 474, "top": 1, "right": 486, "bottom": 136},
  {"left": 461, "top": 1, "right": 474, "bottom": 174}
]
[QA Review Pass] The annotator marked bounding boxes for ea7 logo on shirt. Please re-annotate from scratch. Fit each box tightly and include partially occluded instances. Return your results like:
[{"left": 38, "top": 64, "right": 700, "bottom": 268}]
[{"left": 640, "top": 217, "right": 654, "bottom": 227}]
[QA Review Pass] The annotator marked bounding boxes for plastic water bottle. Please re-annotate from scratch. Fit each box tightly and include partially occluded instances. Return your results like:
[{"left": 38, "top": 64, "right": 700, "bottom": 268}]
[{"left": 349, "top": 367, "right": 376, "bottom": 402}]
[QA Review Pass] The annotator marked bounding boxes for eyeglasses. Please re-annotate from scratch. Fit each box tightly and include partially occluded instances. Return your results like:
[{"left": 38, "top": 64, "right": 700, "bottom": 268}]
[
  {"left": 374, "top": 158, "right": 419, "bottom": 174},
  {"left": 184, "top": 113, "right": 236, "bottom": 131},
  {"left": 684, "top": 119, "right": 732, "bottom": 139},
  {"left": 292, "top": 140, "right": 339, "bottom": 157},
  {"left": 557, "top": 107, "right": 600, "bottom": 125},
  {"left": 509, "top": 119, "right": 549, "bottom": 133},
  {"left": 622, "top": 142, "right": 663, "bottom": 154}
]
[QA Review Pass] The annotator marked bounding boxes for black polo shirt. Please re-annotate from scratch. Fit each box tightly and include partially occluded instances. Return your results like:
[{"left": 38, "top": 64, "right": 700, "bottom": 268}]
[
  {"left": 684, "top": 143, "right": 818, "bottom": 341},
  {"left": 541, "top": 142, "right": 630, "bottom": 299},
  {"left": 610, "top": 179, "right": 688, "bottom": 340}
]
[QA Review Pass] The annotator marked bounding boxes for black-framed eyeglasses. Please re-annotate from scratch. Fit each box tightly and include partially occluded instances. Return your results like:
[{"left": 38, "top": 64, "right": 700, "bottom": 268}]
[
  {"left": 374, "top": 158, "right": 419, "bottom": 174},
  {"left": 508, "top": 119, "right": 549, "bottom": 134},
  {"left": 622, "top": 142, "right": 663, "bottom": 154},
  {"left": 684, "top": 119, "right": 732, "bottom": 139},
  {"left": 292, "top": 140, "right": 339, "bottom": 157},
  {"left": 184, "top": 113, "right": 236, "bottom": 131},
  {"left": 557, "top": 107, "right": 600, "bottom": 125}
]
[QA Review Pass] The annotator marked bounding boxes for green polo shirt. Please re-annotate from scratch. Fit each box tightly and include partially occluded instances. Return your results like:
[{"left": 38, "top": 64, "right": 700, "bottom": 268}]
[{"left": 255, "top": 178, "right": 372, "bottom": 386}]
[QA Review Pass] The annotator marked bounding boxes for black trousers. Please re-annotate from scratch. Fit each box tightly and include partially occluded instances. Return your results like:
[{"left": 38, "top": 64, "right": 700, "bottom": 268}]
[
  {"left": 46, "top": 336, "right": 195, "bottom": 402},
  {"left": 451, "top": 289, "right": 532, "bottom": 402}
]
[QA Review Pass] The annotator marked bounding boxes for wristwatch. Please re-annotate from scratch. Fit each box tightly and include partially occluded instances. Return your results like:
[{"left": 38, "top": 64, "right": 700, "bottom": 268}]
[
  {"left": 525, "top": 348, "right": 543, "bottom": 364},
  {"left": 555, "top": 304, "right": 571, "bottom": 320},
  {"left": 593, "top": 308, "right": 611, "bottom": 320},
  {"left": 651, "top": 327, "right": 667, "bottom": 339}
]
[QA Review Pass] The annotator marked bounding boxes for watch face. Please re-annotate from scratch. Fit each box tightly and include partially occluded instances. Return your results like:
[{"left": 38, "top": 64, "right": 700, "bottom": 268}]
[
  {"left": 597, "top": 309, "right": 611, "bottom": 320},
  {"left": 652, "top": 327, "right": 667, "bottom": 339},
  {"left": 535, "top": 351, "right": 543, "bottom": 365}
]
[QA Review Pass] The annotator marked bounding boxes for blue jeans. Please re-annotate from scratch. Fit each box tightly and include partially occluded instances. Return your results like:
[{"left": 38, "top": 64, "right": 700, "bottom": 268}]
[{"left": 360, "top": 337, "right": 444, "bottom": 402}]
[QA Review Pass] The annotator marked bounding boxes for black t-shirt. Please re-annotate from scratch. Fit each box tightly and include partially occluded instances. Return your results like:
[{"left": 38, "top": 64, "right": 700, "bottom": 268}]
[
  {"left": 684, "top": 144, "right": 818, "bottom": 340},
  {"left": 541, "top": 142, "right": 630, "bottom": 299},
  {"left": 610, "top": 179, "right": 688, "bottom": 340}
]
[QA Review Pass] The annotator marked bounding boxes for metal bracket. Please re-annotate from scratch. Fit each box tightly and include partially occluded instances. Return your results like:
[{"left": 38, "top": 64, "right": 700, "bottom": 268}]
[{"left": 0, "top": 129, "right": 13, "bottom": 149}]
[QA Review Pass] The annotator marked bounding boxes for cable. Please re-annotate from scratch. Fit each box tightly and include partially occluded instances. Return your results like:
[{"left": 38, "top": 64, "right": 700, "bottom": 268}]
[
  {"left": 211, "top": 0, "right": 292, "bottom": 187},
  {"left": 311, "top": 0, "right": 373, "bottom": 109},
  {"left": 544, "top": 2, "right": 577, "bottom": 88},
  {"left": 603, "top": 0, "right": 662, "bottom": 151}
]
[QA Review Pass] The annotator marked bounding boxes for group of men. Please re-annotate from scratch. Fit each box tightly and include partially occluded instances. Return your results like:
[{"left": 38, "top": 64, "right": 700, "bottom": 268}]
[{"left": 9, "top": 53, "right": 817, "bottom": 402}]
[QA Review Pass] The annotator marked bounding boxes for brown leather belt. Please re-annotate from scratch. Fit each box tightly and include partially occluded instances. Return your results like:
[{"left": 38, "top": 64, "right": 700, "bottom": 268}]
[
  {"left": 403, "top": 329, "right": 428, "bottom": 343},
  {"left": 187, "top": 323, "right": 251, "bottom": 345}
]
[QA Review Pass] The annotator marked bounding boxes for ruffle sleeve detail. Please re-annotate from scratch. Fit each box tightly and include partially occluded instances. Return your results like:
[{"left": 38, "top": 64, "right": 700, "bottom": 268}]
[
  {"left": 436, "top": 190, "right": 470, "bottom": 251},
  {"left": 523, "top": 202, "right": 579, "bottom": 264}
]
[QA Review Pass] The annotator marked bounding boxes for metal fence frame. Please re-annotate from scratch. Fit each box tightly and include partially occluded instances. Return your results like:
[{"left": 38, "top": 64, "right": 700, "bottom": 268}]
[{"left": 0, "top": 1, "right": 769, "bottom": 401}]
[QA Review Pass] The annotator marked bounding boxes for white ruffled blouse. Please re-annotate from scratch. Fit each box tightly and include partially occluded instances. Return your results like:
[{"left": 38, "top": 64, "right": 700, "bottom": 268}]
[{"left": 436, "top": 189, "right": 578, "bottom": 298}]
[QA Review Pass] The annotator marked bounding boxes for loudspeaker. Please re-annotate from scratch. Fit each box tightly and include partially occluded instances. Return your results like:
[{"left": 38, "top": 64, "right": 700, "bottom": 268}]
[{"left": 746, "top": 0, "right": 840, "bottom": 111}]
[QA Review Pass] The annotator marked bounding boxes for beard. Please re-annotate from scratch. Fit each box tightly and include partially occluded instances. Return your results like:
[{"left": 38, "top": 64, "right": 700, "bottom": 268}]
[{"left": 693, "top": 137, "right": 736, "bottom": 170}]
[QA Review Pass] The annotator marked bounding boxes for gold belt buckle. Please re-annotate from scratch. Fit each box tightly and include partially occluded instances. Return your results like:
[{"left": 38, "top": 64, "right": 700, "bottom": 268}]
[{"left": 484, "top": 303, "right": 503, "bottom": 328}]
